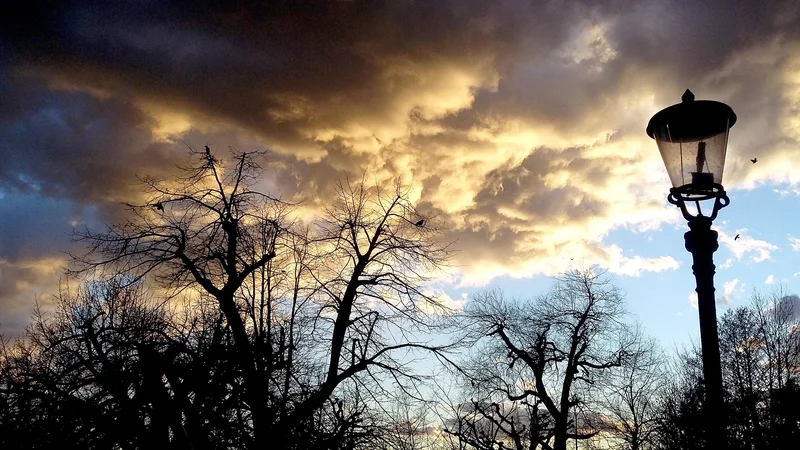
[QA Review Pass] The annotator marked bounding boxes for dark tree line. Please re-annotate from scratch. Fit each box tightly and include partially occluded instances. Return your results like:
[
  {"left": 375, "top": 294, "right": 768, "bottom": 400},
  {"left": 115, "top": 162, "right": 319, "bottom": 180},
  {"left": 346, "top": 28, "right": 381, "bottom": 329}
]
[
  {"left": 657, "top": 290, "right": 800, "bottom": 450},
  {"left": 2, "top": 148, "right": 799, "bottom": 450}
]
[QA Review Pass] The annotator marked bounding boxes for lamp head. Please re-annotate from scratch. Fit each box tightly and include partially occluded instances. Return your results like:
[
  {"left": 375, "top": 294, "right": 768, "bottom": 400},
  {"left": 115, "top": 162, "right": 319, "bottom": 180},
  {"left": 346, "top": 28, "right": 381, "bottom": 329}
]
[{"left": 647, "top": 89, "right": 736, "bottom": 199}]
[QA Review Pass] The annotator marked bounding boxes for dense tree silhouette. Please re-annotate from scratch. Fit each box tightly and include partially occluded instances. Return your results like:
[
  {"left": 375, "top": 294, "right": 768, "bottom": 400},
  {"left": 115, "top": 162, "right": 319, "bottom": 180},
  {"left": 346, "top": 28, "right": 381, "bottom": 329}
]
[
  {"left": 654, "top": 288, "right": 800, "bottom": 450},
  {"left": 597, "top": 333, "right": 665, "bottom": 450},
  {"left": 653, "top": 349, "right": 707, "bottom": 450}
]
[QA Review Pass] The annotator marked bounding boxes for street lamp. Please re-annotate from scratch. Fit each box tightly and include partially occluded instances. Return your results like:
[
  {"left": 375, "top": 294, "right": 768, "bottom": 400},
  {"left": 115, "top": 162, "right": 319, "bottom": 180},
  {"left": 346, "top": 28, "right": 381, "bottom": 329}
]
[{"left": 647, "top": 89, "right": 737, "bottom": 447}]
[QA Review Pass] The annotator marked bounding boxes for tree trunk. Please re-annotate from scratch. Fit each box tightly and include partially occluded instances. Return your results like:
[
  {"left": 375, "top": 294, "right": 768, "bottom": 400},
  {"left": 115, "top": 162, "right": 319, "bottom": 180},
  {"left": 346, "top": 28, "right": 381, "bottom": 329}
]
[
  {"left": 553, "top": 416, "right": 568, "bottom": 450},
  {"left": 217, "top": 292, "right": 267, "bottom": 449}
]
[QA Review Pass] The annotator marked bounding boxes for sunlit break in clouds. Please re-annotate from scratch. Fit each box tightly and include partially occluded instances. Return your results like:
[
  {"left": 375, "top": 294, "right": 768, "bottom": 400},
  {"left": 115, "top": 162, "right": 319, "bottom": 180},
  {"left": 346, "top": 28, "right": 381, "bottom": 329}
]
[{"left": 2, "top": 0, "right": 800, "bottom": 334}]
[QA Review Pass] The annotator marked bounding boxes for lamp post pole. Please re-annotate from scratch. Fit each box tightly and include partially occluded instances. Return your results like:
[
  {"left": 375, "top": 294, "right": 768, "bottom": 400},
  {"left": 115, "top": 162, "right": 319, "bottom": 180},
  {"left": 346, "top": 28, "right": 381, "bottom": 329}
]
[
  {"left": 685, "top": 214, "right": 725, "bottom": 446},
  {"left": 668, "top": 190, "right": 729, "bottom": 448}
]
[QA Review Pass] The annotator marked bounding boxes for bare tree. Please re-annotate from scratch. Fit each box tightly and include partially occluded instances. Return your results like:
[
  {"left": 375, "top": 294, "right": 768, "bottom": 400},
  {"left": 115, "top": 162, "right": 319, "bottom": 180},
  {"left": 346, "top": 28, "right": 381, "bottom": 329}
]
[
  {"left": 751, "top": 289, "right": 800, "bottom": 448},
  {"left": 598, "top": 333, "right": 665, "bottom": 450},
  {"left": 70, "top": 148, "right": 455, "bottom": 448},
  {"left": 442, "top": 395, "right": 552, "bottom": 450},
  {"left": 379, "top": 391, "right": 438, "bottom": 450},
  {"left": 711, "top": 288, "right": 800, "bottom": 450},
  {"left": 453, "top": 270, "right": 637, "bottom": 450},
  {"left": 72, "top": 147, "right": 284, "bottom": 445},
  {"left": 653, "top": 346, "right": 706, "bottom": 450},
  {"left": 751, "top": 288, "right": 800, "bottom": 394},
  {"left": 655, "top": 286, "right": 800, "bottom": 450},
  {"left": 719, "top": 306, "right": 766, "bottom": 450},
  {"left": 0, "top": 279, "right": 194, "bottom": 449}
]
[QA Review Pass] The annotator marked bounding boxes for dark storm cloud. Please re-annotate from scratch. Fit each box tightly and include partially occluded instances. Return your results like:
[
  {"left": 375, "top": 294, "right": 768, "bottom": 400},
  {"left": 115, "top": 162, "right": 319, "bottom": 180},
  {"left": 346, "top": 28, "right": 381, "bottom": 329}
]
[
  {"left": 3, "top": 1, "right": 573, "bottom": 152},
  {"left": 0, "top": 259, "right": 59, "bottom": 335},
  {"left": 0, "top": 191, "right": 88, "bottom": 336},
  {"left": 7, "top": 1, "right": 799, "bottom": 126},
  {"left": 608, "top": 0, "right": 799, "bottom": 85},
  {"left": 0, "top": 77, "right": 178, "bottom": 203},
  {"left": 0, "top": 193, "right": 90, "bottom": 261},
  {"left": 3, "top": 0, "right": 797, "bottom": 194}
]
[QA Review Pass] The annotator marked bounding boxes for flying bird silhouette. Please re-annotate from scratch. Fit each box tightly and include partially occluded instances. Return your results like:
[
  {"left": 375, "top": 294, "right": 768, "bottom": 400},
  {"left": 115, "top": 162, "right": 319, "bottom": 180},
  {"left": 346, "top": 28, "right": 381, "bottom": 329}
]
[
  {"left": 751, "top": 158, "right": 758, "bottom": 164},
  {"left": 154, "top": 202, "right": 164, "bottom": 212},
  {"left": 414, "top": 219, "right": 425, "bottom": 227},
  {"left": 734, "top": 234, "right": 740, "bottom": 240}
]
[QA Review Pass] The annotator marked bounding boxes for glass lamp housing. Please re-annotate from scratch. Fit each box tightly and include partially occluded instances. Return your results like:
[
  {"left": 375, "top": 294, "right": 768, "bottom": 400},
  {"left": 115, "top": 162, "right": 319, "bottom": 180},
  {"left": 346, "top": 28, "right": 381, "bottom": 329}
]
[{"left": 646, "top": 90, "right": 736, "bottom": 196}]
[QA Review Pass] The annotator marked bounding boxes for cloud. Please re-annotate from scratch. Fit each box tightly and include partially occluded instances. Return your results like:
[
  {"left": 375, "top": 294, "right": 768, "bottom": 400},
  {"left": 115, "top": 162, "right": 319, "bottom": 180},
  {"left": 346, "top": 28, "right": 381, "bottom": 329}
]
[
  {"left": 0, "top": 192, "right": 96, "bottom": 261},
  {"left": 777, "top": 294, "right": 800, "bottom": 320},
  {"left": 599, "top": 245, "right": 680, "bottom": 277},
  {"left": 765, "top": 274, "right": 775, "bottom": 285},
  {"left": 420, "top": 289, "right": 468, "bottom": 315},
  {"left": 720, "top": 258, "right": 735, "bottom": 269},
  {"left": 689, "top": 278, "right": 743, "bottom": 308},
  {"left": 2, "top": 1, "right": 800, "bottom": 330},
  {"left": 719, "top": 278, "right": 743, "bottom": 304},
  {"left": 0, "top": 79, "right": 181, "bottom": 205},
  {"left": 719, "top": 229, "right": 778, "bottom": 264},
  {"left": 0, "top": 258, "right": 68, "bottom": 336},
  {"left": 774, "top": 187, "right": 800, "bottom": 197},
  {"left": 789, "top": 234, "right": 800, "bottom": 251}
]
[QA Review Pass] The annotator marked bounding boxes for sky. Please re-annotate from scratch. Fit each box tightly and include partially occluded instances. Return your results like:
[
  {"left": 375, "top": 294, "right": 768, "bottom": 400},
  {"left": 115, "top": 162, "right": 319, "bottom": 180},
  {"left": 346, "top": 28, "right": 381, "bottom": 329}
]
[{"left": 2, "top": 0, "right": 800, "bottom": 349}]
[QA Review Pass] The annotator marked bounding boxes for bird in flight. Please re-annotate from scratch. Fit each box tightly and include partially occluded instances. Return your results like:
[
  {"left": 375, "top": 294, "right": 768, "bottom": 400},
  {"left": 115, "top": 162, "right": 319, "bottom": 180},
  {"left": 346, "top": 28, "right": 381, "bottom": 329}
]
[
  {"left": 751, "top": 158, "right": 758, "bottom": 164},
  {"left": 734, "top": 234, "right": 740, "bottom": 240},
  {"left": 414, "top": 219, "right": 425, "bottom": 227},
  {"left": 154, "top": 202, "right": 164, "bottom": 212}
]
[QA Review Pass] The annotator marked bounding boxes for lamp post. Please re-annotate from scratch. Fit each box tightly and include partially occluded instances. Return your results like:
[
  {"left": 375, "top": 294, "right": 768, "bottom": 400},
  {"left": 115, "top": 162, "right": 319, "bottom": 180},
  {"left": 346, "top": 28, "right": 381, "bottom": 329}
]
[{"left": 647, "top": 89, "right": 737, "bottom": 448}]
